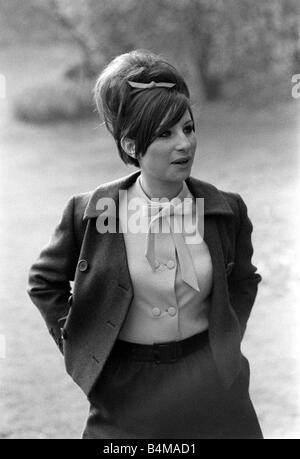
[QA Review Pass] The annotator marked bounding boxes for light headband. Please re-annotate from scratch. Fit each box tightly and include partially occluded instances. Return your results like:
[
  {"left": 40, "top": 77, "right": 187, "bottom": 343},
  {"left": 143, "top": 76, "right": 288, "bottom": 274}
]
[{"left": 127, "top": 80, "right": 175, "bottom": 89}]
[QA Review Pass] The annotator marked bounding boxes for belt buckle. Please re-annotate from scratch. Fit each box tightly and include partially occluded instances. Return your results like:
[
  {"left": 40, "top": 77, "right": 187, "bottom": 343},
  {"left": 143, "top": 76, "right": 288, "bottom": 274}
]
[{"left": 153, "top": 341, "right": 179, "bottom": 364}]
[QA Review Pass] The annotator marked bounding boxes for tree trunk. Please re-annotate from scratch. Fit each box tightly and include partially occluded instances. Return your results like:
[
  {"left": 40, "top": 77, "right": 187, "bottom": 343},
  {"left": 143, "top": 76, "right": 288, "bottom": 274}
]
[{"left": 192, "top": 32, "right": 222, "bottom": 101}]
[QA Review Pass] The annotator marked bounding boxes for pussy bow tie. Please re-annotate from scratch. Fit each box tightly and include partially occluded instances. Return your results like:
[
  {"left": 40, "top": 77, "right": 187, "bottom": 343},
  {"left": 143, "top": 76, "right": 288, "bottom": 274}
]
[{"left": 143, "top": 200, "right": 200, "bottom": 292}]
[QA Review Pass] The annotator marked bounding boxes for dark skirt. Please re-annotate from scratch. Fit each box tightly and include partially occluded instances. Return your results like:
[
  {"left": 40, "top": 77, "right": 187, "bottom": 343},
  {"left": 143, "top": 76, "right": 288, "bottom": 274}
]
[{"left": 82, "top": 333, "right": 263, "bottom": 439}]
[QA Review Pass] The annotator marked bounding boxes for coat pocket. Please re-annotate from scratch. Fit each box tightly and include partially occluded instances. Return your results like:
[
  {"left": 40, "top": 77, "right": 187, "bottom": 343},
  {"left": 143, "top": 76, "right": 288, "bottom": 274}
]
[{"left": 57, "top": 297, "right": 73, "bottom": 346}]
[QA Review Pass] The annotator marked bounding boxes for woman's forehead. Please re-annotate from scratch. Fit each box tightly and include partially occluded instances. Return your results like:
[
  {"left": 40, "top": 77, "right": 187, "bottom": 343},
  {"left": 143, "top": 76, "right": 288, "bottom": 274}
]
[{"left": 180, "top": 110, "right": 193, "bottom": 123}]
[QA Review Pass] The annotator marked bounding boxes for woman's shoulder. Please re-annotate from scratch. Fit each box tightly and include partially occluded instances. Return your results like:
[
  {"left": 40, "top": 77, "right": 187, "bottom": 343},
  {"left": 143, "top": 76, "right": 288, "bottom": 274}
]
[
  {"left": 187, "top": 176, "right": 243, "bottom": 218},
  {"left": 72, "top": 171, "right": 140, "bottom": 220}
]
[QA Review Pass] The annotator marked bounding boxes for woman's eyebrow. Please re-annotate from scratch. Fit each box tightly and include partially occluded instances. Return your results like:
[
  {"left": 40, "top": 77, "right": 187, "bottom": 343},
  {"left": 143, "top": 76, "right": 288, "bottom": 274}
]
[{"left": 156, "top": 118, "right": 193, "bottom": 133}]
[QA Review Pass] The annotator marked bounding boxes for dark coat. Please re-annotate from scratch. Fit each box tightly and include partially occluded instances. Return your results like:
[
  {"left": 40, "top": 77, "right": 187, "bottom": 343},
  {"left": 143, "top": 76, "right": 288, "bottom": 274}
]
[{"left": 27, "top": 170, "right": 261, "bottom": 396}]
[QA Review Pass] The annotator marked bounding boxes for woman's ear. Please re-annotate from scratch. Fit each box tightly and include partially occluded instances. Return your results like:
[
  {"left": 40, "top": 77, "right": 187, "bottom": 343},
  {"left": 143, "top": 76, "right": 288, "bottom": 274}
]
[{"left": 121, "top": 137, "right": 136, "bottom": 158}]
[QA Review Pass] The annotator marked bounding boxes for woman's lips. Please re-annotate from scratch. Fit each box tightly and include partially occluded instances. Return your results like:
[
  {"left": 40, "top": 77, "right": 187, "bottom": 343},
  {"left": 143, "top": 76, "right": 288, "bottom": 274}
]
[{"left": 171, "top": 158, "right": 190, "bottom": 166}]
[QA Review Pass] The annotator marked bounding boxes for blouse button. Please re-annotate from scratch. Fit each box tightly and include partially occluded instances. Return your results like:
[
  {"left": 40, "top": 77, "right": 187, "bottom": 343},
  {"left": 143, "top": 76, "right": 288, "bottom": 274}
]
[
  {"left": 78, "top": 259, "right": 88, "bottom": 272},
  {"left": 152, "top": 307, "right": 161, "bottom": 317},
  {"left": 168, "top": 307, "right": 177, "bottom": 317},
  {"left": 167, "top": 260, "right": 175, "bottom": 269}
]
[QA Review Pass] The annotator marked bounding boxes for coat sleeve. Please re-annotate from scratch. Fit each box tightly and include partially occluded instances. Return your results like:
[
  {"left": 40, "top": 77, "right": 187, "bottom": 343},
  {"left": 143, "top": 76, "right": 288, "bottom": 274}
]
[
  {"left": 27, "top": 196, "right": 80, "bottom": 353},
  {"left": 228, "top": 194, "right": 262, "bottom": 339}
]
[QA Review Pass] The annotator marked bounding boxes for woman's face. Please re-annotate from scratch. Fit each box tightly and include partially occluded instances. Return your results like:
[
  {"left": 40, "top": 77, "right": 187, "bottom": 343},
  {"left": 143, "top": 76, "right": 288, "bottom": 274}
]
[{"left": 138, "top": 109, "right": 197, "bottom": 188}]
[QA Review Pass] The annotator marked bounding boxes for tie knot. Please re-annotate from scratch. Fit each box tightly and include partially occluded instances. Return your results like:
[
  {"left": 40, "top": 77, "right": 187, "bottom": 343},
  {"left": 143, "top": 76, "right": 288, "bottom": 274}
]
[{"left": 142, "top": 198, "right": 193, "bottom": 219}]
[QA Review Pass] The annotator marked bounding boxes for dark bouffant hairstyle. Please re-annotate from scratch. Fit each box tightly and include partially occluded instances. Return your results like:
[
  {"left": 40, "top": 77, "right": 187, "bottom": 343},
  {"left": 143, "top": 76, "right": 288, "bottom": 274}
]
[{"left": 94, "top": 49, "right": 194, "bottom": 167}]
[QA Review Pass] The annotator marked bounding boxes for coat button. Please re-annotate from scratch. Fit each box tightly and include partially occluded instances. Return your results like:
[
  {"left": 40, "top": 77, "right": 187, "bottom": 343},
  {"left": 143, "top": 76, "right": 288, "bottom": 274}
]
[
  {"left": 167, "top": 260, "right": 175, "bottom": 269},
  {"left": 168, "top": 307, "right": 177, "bottom": 317},
  {"left": 152, "top": 307, "right": 161, "bottom": 317},
  {"left": 78, "top": 259, "right": 88, "bottom": 272}
]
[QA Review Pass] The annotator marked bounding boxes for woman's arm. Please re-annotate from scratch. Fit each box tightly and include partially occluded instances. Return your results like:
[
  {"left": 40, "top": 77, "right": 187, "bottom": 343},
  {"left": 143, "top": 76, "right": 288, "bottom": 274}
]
[
  {"left": 27, "top": 196, "right": 80, "bottom": 353},
  {"left": 228, "top": 194, "right": 262, "bottom": 339}
]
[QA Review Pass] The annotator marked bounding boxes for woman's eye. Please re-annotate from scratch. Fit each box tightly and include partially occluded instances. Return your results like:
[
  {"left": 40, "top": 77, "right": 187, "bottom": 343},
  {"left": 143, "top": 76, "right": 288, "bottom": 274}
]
[
  {"left": 159, "top": 130, "right": 171, "bottom": 138},
  {"left": 184, "top": 125, "right": 194, "bottom": 134},
  {"left": 157, "top": 124, "right": 194, "bottom": 138}
]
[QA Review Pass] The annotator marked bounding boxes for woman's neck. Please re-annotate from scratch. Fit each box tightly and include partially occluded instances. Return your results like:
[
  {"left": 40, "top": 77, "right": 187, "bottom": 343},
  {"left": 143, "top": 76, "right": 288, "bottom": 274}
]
[{"left": 139, "top": 174, "right": 183, "bottom": 200}]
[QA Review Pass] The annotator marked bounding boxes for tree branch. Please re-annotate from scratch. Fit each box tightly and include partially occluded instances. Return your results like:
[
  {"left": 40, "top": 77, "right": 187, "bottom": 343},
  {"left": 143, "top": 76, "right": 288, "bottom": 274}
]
[{"left": 48, "top": 0, "right": 96, "bottom": 71}]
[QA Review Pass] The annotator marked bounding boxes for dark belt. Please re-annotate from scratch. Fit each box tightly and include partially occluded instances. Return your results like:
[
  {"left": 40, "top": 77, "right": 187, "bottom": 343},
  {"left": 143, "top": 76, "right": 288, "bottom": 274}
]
[{"left": 113, "top": 330, "right": 209, "bottom": 364}]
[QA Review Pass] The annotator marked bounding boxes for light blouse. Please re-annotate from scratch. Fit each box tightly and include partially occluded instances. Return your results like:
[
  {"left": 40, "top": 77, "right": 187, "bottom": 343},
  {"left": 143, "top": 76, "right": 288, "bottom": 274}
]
[{"left": 117, "top": 177, "right": 213, "bottom": 344}]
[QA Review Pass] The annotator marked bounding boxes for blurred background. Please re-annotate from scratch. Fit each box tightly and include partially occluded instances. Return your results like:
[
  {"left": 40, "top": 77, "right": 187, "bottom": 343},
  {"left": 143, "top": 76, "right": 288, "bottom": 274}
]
[{"left": 0, "top": 0, "right": 299, "bottom": 439}]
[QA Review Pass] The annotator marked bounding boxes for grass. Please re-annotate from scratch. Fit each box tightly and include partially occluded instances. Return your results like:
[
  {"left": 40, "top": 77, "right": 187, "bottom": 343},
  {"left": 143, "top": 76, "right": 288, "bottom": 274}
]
[{"left": 0, "top": 43, "right": 299, "bottom": 439}]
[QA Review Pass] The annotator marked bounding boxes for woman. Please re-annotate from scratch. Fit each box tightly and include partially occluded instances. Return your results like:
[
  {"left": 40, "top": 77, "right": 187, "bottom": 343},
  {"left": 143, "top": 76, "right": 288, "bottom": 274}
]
[{"left": 27, "top": 49, "right": 263, "bottom": 439}]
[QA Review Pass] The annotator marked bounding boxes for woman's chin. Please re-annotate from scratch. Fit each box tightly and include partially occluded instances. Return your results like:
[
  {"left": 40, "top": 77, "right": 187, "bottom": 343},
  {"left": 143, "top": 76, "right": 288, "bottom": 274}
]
[{"left": 172, "top": 166, "right": 192, "bottom": 180}]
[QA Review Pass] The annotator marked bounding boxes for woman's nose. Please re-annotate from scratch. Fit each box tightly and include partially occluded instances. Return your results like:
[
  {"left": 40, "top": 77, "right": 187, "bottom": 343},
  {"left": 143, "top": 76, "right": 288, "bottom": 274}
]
[{"left": 174, "top": 131, "right": 191, "bottom": 151}]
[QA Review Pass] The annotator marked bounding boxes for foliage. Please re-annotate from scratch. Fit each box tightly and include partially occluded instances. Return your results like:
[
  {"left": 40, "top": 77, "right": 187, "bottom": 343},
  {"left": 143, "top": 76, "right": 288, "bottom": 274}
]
[
  {"left": 13, "top": 79, "right": 95, "bottom": 123},
  {"left": 0, "top": 0, "right": 66, "bottom": 44},
  {"left": 4, "top": 0, "right": 300, "bottom": 123},
  {"left": 42, "top": 0, "right": 299, "bottom": 102}
]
